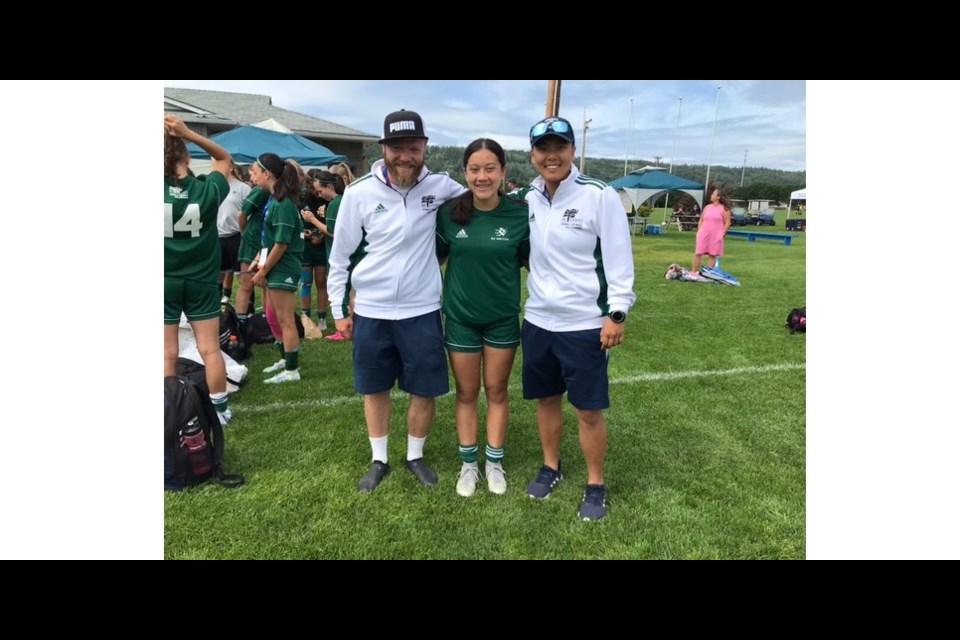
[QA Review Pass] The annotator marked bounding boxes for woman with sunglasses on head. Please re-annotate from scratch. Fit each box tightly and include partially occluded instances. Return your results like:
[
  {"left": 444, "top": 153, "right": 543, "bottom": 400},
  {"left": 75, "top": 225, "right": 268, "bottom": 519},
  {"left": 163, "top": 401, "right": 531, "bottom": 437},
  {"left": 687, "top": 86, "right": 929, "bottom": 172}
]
[
  {"left": 248, "top": 153, "right": 305, "bottom": 383},
  {"left": 163, "top": 115, "right": 234, "bottom": 424},
  {"left": 519, "top": 116, "right": 636, "bottom": 521},
  {"left": 436, "top": 139, "right": 529, "bottom": 497}
]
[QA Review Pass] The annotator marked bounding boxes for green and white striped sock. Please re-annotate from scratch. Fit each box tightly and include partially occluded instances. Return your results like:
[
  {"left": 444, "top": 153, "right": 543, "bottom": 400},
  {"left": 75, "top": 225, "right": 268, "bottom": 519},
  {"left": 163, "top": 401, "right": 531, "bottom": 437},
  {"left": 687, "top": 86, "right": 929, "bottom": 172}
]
[{"left": 459, "top": 443, "right": 479, "bottom": 464}]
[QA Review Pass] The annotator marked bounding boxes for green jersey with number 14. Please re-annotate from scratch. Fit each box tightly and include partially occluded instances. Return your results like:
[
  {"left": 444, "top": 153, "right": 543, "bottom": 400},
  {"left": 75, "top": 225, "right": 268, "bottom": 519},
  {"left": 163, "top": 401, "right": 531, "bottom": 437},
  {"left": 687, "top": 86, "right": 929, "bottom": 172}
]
[{"left": 164, "top": 172, "right": 229, "bottom": 280}]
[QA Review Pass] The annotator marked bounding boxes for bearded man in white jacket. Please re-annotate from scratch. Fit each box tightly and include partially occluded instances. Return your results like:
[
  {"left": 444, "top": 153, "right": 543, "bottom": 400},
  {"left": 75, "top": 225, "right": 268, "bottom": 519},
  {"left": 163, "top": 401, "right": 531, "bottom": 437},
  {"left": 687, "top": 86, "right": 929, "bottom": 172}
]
[{"left": 328, "top": 109, "right": 466, "bottom": 493}]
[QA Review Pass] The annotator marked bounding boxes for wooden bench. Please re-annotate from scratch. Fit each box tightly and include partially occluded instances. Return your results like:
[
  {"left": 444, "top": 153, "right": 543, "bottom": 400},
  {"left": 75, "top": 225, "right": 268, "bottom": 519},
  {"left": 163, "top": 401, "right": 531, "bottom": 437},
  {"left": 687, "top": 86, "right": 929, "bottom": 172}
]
[{"left": 726, "top": 230, "right": 794, "bottom": 246}]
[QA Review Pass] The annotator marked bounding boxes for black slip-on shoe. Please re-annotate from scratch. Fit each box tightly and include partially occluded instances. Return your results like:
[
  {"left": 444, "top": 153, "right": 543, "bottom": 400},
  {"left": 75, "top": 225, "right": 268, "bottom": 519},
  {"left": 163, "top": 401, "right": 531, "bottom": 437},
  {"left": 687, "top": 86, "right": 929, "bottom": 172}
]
[
  {"left": 358, "top": 461, "right": 390, "bottom": 493},
  {"left": 404, "top": 458, "right": 438, "bottom": 486}
]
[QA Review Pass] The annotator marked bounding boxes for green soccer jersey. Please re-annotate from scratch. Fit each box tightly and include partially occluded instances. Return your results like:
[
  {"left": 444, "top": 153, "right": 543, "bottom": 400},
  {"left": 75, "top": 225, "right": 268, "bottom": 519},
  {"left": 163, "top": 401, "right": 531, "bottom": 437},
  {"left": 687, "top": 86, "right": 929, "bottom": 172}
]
[
  {"left": 263, "top": 196, "right": 304, "bottom": 274},
  {"left": 240, "top": 187, "right": 270, "bottom": 248},
  {"left": 436, "top": 196, "right": 530, "bottom": 324},
  {"left": 164, "top": 171, "right": 229, "bottom": 280},
  {"left": 325, "top": 194, "right": 367, "bottom": 270},
  {"left": 324, "top": 194, "right": 341, "bottom": 259}
]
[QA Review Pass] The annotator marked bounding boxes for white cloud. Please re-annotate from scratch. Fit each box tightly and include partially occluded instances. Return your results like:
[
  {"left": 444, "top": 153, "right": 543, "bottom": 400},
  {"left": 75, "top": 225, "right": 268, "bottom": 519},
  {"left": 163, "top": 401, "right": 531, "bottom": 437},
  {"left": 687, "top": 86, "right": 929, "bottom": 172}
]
[{"left": 165, "top": 80, "right": 806, "bottom": 169}]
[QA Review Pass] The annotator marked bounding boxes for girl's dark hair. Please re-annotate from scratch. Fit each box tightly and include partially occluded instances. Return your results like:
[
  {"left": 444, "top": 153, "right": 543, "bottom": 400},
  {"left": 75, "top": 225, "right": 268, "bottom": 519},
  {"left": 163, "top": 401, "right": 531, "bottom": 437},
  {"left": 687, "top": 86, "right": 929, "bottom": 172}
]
[
  {"left": 451, "top": 138, "right": 507, "bottom": 226},
  {"left": 316, "top": 170, "right": 345, "bottom": 196},
  {"left": 258, "top": 153, "right": 301, "bottom": 206},
  {"left": 164, "top": 132, "right": 188, "bottom": 185}
]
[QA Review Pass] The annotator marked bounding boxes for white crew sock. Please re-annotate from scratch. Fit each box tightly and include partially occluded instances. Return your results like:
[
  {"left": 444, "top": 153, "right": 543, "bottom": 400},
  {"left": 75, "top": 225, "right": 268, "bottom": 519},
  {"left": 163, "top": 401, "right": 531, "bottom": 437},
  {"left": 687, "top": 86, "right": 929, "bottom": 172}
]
[
  {"left": 407, "top": 434, "right": 426, "bottom": 461},
  {"left": 370, "top": 435, "right": 388, "bottom": 464}
]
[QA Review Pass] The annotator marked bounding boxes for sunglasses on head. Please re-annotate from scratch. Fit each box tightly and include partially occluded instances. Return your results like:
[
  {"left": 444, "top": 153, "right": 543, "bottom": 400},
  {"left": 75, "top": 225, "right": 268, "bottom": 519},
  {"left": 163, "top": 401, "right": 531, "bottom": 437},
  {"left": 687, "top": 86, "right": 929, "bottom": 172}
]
[{"left": 531, "top": 119, "right": 571, "bottom": 138}]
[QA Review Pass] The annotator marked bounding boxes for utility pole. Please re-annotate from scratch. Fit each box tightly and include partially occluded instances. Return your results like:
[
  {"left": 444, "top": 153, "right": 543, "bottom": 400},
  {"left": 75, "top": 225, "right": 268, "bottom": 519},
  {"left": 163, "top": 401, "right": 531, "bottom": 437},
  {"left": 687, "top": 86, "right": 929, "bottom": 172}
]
[
  {"left": 654, "top": 155, "right": 663, "bottom": 166},
  {"left": 545, "top": 80, "right": 562, "bottom": 117},
  {"left": 740, "top": 149, "right": 748, "bottom": 187},
  {"left": 580, "top": 108, "right": 592, "bottom": 174}
]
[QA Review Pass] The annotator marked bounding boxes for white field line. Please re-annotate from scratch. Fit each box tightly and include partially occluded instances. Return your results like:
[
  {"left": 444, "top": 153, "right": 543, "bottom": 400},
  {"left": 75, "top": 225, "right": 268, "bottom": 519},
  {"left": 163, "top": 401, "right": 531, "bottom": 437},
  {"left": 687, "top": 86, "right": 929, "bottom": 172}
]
[{"left": 235, "top": 362, "right": 805, "bottom": 415}]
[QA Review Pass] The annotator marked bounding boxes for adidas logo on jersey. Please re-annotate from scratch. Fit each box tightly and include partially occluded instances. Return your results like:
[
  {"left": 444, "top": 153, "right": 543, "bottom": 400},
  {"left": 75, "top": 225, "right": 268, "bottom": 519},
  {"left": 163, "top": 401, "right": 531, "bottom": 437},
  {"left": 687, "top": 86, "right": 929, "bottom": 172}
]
[
  {"left": 374, "top": 203, "right": 387, "bottom": 214},
  {"left": 455, "top": 229, "right": 468, "bottom": 239},
  {"left": 284, "top": 277, "right": 294, "bottom": 284},
  {"left": 529, "top": 213, "right": 536, "bottom": 221}
]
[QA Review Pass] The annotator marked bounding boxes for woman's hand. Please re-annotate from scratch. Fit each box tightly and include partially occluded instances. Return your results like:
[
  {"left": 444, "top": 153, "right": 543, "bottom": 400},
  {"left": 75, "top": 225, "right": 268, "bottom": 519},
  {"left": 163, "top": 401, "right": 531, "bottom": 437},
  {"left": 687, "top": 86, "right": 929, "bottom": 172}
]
[
  {"left": 600, "top": 318, "right": 626, "bottom": 350},
  {"left": 164, "top": 115, "right": 191, "bottom": 139}
]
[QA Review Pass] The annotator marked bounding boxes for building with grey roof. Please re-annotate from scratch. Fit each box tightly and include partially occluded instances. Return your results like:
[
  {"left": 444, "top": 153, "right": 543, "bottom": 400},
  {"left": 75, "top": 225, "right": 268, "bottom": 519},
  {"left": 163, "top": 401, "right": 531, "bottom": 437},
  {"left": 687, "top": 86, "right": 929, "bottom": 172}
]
[{"left": 164, "top": 87, "right": 378, "bottom": 172}]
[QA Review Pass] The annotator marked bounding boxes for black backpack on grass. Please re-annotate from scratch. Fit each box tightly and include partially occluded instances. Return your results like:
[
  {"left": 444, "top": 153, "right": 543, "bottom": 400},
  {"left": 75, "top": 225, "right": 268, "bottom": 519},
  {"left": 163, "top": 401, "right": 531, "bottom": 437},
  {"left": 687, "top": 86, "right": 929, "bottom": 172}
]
[
  {"left": 219, "top": 302, "right": 251, "bottom": 360},
  {"left": 164, "top": 376, "right": 244, "bottom": 491},
  {"left": 786, "top": 307, "right": 806, "bottom": 333},
  {"left": 244, "top": 312, "right": 305, "bottom": 344}
]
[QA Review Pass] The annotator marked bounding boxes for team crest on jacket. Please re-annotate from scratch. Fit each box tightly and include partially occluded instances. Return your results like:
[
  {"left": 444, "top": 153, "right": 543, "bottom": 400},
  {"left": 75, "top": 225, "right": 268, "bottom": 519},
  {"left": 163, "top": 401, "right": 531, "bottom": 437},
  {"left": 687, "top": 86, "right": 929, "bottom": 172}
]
[
  {"left": 561, "top": 208, "right": 583, "bottom": 229},
  {"left": 421, "top": 195, "right": 436, "bottom": 209},
  {"left": 490, "top": 227, "right": 509, "bottom": 241}
]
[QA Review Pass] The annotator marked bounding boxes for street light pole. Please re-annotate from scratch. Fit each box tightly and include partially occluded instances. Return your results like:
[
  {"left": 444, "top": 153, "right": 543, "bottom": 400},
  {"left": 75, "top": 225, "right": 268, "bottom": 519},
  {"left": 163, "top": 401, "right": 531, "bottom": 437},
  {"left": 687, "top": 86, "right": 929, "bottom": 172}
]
[
  {"left": 580, "top": 108, "right": 592, "bottom": 174},
  {"left": 740, "top": 149, "right": 748, "bottom": 187},
  {"left": 665, "top": 97, "right": 683, "bottom": 224},
  {"left": 669, "top": 97, "right": 682, "bottom": 174},
  {"left": 624, "top": 98, "right": 633, "bottom": 177},
  {"left": 704, "top": 84, "right": 721, "bottom": 191}
]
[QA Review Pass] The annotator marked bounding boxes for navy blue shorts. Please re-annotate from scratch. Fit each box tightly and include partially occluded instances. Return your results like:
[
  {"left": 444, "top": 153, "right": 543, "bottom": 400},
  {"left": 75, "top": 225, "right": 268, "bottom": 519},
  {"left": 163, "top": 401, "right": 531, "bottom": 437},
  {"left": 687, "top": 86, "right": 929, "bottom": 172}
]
[
  {"left": 520, "top": 320, "right": 609, "bottom": 410},
  {"left": 353, "top": 311, "right": 449, "bottom": 397}
]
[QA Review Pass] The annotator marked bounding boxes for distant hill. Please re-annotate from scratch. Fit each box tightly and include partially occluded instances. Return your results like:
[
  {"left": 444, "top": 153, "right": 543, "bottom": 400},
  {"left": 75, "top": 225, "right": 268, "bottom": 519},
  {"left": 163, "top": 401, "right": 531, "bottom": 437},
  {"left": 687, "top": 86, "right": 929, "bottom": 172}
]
[{"left": 362, "top": 143, "right": 805, "bottom": 202}]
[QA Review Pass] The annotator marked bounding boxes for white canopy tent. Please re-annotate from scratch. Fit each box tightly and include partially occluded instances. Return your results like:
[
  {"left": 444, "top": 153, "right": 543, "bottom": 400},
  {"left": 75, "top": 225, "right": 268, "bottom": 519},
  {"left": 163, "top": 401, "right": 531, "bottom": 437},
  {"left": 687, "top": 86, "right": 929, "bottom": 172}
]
[
  {"left": 608, "top": 168, "right": 705, "bottom": 222},
  {"left": 787, "top": 188, "right": 806, "bottom": 218}
]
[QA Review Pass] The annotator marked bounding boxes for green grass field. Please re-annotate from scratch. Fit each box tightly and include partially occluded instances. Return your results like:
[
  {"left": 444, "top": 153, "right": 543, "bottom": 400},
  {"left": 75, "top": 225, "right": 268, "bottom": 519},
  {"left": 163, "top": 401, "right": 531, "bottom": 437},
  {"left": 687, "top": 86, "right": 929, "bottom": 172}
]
[{"left": 165, "top": 223, "right": 806, "bottom": 559}]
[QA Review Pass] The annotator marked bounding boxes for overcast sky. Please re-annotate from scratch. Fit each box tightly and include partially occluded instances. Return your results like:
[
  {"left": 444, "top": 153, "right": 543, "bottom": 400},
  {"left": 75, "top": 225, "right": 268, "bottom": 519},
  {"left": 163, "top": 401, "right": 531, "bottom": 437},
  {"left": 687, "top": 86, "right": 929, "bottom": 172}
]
[{"left": 165, "top": 80, "right": 806, "bottom": 172}]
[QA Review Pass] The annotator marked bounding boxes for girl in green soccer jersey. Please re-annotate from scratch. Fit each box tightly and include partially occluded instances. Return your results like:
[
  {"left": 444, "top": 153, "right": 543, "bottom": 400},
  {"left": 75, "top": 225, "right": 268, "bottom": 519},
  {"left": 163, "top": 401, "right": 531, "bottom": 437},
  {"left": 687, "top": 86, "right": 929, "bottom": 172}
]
[
  {"left": 297, "top": 169, "right": 329, "bottom": 336},
  {"left": 163, "top": 115, "right": 234, "bottom": 423},
  {"left": 436, "top": 139, "right": 530, "bottom": 496},
  {"left": 303, "top": 168, "right": 364, "bottom": 342},
  {"left": 236, "top": 185, "right": 270, "bottom": 320},
  {"left": 249, "top": 153, "right": 306, "bottom": 383},
  {"left": 325, "top": 164, "right": 360, "bottom": 340}
]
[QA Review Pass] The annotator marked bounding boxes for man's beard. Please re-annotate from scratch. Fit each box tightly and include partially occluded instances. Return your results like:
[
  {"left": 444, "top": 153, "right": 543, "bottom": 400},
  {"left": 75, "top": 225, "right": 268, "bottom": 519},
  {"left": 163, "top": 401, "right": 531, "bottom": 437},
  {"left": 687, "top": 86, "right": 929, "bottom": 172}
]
[{"left": 385, "top": 158, "right": 424, "bottom": 187}]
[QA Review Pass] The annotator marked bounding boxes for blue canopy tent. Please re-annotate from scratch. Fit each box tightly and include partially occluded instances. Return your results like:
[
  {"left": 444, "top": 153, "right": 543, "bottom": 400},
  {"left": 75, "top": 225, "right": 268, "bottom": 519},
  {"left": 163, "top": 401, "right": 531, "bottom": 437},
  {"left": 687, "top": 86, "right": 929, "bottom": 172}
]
[
  {"left": 608, "top": 168, "right": 704, "bottom": 223},
  {"left": 186, "top": 124, "right": 347, "bottom": 167}
]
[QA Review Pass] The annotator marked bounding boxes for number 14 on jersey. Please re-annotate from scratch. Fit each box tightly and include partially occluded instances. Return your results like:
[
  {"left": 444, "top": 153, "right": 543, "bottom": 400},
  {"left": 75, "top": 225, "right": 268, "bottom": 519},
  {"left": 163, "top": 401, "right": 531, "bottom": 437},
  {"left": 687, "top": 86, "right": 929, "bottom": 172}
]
[{"left": 164, "top": 203, "right": 203, "bottom": 238}]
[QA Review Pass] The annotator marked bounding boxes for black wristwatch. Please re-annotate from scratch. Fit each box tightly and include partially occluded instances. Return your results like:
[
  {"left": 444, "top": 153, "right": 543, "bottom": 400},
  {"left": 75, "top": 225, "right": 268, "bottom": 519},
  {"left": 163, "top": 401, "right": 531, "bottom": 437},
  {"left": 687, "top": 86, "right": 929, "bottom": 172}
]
[{"left": 609, "top": 310, "right": 627, "bottom": 324}]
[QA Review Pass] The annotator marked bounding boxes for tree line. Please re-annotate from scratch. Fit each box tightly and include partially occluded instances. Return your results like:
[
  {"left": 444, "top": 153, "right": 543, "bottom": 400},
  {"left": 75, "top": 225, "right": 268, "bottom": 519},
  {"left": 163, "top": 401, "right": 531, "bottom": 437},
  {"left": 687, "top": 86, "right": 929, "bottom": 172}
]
[{"left": 362, "top": 143, "right": 805, "bottom": 204}]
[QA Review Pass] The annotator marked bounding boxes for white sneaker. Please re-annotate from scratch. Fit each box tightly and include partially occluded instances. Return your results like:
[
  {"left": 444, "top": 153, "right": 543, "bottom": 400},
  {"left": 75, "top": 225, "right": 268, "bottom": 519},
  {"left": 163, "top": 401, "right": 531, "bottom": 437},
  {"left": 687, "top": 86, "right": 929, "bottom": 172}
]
[
  {"left": 456, "top": 462, "right": 480, "bottom": 497},
  {"left": 217, "top": 408, "right": 232, "bottom": 426},
  {"left": 263, "top": 359, "right": 286, "bottom": 374},
  {"left": 486, "top": 461, "right": 507, "bottom": 495},
  {"left": 264, "top": 368, "right": 301, "bottom": 384},
  {"left": 317, "top": 317, "right": 328, "bottom": 331}
]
